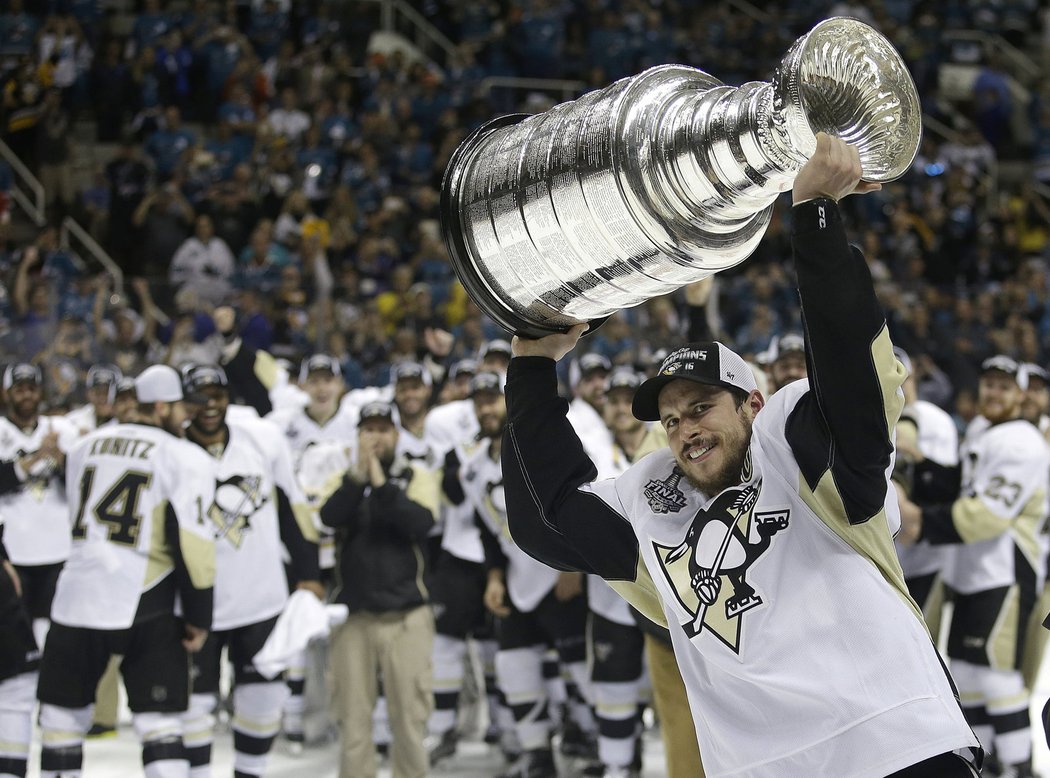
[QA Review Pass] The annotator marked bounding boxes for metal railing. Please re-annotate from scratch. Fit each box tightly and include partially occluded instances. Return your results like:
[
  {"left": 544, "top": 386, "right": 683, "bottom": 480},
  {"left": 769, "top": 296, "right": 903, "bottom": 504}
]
[
  {"left": 722, "top": 0, "right": 773, "bottom": 24},
  {"left": 60, "top": 217, "right": 125, "bottom": 298},
  {"left": 479, "top": 76, "right": 587, "bottom": 105},
  {"left": 942, "top": 30, "right": 1040, "bottom": 83},
  {"left": 0, "top": 139, "right": 46, "bottom": 227},
  {"left": 357, "top": 0, "right": 458, "bottom": 68}
]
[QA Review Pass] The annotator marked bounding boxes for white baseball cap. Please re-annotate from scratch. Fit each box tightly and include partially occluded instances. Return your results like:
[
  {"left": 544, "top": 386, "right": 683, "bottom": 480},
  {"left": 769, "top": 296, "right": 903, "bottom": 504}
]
[{"left": 135, "top": 365, "right": 184, "bottom": 403}]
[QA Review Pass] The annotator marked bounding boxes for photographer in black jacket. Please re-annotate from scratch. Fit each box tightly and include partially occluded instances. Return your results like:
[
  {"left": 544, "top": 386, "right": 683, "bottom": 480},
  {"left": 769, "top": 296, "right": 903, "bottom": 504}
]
[{"left": 320, "top": 400, "right": 441, "bottom": 778}]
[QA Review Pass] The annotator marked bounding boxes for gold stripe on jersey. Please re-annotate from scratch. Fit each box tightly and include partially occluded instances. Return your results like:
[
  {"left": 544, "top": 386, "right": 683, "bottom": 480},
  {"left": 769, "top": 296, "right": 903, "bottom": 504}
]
[
  {"left": 951, "top": 487, "right": 1046, "bottom": 545},
  {"left": 406, "top": 464, "right": 441, "bottom": 518},
  {"left": 873, "top": 327, "right": 908, "bottom": 443},
  {"left": 0, "top": 739, "right": 27, "bottom": 754},
  {"left": 799, "top": 327, "right": 923, "bottom": 626},
  {"left": 609, "top": 556, "right": 668, "bottom": 630},
  {"left": 292, "top": 500, "right": 319, "bottom": 543},
  {"left": 143, "top": 503, "right": 175, "bottom": 589},
  {"left": 180, "top": 525, "right": 216, "bottom": 589},
  {"left": 989, "top": 584, "right": 1021, "bottom": 670},
  {"left": 254, "top": 350, "right": 280, "bottom": 390},
  {"left": 1022, "top": 584, "right": 1050, "bottom": 687}
]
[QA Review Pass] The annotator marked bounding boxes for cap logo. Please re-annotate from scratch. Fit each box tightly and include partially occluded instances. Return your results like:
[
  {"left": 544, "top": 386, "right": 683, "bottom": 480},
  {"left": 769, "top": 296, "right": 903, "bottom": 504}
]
[{"left": 663, "top": 363, "right": 681, "bottom": 375}]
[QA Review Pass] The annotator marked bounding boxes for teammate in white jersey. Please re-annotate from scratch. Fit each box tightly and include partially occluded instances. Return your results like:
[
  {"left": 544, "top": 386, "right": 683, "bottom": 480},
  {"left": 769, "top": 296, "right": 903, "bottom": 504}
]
[
  {"left": 1018, "top": 363, "right": 1050, "bottom": 693},
  {"left": 65, "top": 363, "right": 122, "bottom": 434},
  {"left": 464, "top": 372, "right": 593, "bottom": 778},
  {"left": 761, "top": 333, "right": 807, "bottom": 395},
  {"left": 0, "top": 363, "right": 79, "bottom": 647},
  {"left": 179, "top": 365, "right": 321, "bottom": 778},
  {"left": 900, "top": 355, "right": 1050, "bottom": 776},
  {"left": 36, "top": 364, "right": 217, "bottom": 778},
  {"left": 266, "top": 353, "right": 359, "bottom": 748},
  {"left": 504, "top": 136, "right": 980, "bottom": 778},
  {"left": 567, "top": 353, "right": 613, "bottom": 461},
  {"left": 575, "top": 368, "right": 667, "bottom": 778},
  {"left": 427, "top": 369, "right": 512, "bottom": 767},
  {"left": 891, "top": 348, "right": 959, "bottom": 639},
  {"left": 0, "top": 518, "right": 42, "bottom": 778}
]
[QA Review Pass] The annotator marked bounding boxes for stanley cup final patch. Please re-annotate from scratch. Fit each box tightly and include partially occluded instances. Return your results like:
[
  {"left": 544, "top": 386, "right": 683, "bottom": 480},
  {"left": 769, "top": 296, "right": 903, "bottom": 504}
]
[
  {"left": 653, "top": 482, "right": 790, "bottom": 653},
  {"left": 644, "top": 466, "right": 688, "bottom": 514}
]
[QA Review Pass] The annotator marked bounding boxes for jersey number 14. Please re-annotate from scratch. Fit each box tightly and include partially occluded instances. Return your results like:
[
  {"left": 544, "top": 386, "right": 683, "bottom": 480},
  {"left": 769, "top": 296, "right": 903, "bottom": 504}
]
[{"left": 71, "top": 467, "right": 154, "bottom": 546}]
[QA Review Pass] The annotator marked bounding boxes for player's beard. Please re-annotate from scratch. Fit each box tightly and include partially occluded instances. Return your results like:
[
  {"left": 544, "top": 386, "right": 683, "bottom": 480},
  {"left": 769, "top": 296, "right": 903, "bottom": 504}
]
[
  {"left": 979, "top": 395, "right": 1021, "bottom": 425},
  {"left": 478, "top": 414, "right": 505, "bottom": 439},
  {"left": 674, "top": 415, "right": 753, "bottom": 496}
]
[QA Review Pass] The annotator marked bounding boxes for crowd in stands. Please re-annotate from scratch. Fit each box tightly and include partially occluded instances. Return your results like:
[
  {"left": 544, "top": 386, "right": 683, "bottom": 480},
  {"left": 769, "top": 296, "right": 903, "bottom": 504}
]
[{"left": 0, "top": 0, "right": 1048, "bottom": 430}]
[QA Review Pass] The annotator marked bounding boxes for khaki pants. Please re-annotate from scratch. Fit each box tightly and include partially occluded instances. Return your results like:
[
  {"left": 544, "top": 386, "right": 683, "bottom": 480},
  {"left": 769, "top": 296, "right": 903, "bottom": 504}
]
[
  {"left": 645, "top": 634, "right": 704, "bottom": 778},
  {"left": 330, "top": 606, "right": 434, "bottom": 778}
]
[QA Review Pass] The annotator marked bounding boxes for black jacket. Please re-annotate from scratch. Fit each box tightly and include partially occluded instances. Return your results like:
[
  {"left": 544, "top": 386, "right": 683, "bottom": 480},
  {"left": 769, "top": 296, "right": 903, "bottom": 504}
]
[{"left": 320, "top": 462, "right": 436, "bottom": 613}]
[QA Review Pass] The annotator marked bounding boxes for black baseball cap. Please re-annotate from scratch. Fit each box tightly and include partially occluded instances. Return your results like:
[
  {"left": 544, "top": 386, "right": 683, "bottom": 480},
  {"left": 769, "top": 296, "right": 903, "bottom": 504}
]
[
  {"left": 450, "top": 358, "right": 478, "bottom": 380},
  {"left": 87, "top": 363, "right": 122, "bottom": 388},
  {"left": 1024, "top": 363, "right": 1049, "bottom": 387},
  {"left": 115, "top": 377, "right": 137, "bottom": 396},
  {"left": 182, "top": 364, "right": 229, "bottom": 401},
  {"left": 358, "top": 400, "right": 396, "bottom": 427},
  {"left": 632, "top": 343, "right": 759, "bottom": 422},
  {"left": 769, "top": 333, "right": 805, "bottom": 362},
  {"left": 391, "top": 361, "right": 432, "bottom": 387},
  {"left": 606, "top": 367, "right": 644, "bottom": 393},
  {"left": 469, "top": 371, "right": 505, "bottom": 397},
  {"left": 479, "top": 339, "right": 512, "bottom": 362},
  {"left": 980, "top": 355, "right": 1023, "bottom": 386},
  {"left": 3, "top": 363, "right": 42, "bottom": 390},
  {"left": 299, "top": 354, "right": 341, "bottom": 382},
  {"left": 579, "top": 353, "right": 612, "bottom": 376}
]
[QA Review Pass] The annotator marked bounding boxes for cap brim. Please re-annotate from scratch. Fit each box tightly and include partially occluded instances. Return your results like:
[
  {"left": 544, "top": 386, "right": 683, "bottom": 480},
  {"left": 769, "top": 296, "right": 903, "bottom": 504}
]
[{"left": 632, "top": 374, "right": 745, "bottom": 422}]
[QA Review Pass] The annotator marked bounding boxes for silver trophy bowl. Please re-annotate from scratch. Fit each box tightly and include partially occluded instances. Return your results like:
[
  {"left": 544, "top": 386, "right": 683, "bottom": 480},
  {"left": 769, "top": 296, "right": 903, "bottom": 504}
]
[{"left": 441, "top": 17, "right": 921, "bottom": 337}]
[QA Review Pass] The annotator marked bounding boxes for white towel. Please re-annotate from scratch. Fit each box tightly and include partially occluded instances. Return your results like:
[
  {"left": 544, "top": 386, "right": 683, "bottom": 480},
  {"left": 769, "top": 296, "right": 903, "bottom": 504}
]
[{"left": 252, "top": 590, "right": 339, "bottom": 679}]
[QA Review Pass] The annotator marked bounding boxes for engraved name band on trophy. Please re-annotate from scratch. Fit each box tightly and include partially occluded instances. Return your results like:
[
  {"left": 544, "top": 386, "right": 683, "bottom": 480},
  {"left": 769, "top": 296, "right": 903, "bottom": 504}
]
[{"left": 440, "top": 17, "right": 921, "bottom": 337}]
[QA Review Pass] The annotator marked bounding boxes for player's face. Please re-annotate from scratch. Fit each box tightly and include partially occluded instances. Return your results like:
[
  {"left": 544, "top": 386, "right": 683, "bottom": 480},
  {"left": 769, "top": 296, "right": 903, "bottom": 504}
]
[
  {"left": 770, "top": 352, "right": 807, "bottom": 392},
  {"left": 6, "top": 381, "right": 41, "bottom": 420},
  {"left": 188, "top": 386, "right": 229, "bottom": 435},
  {"left": 473, "top": 391, "right": 506, "bottom": 438},
  {"left": 603, "top": 388, "right": 641, "bottom": 436},
  {"left": 160, "top": 400, "right": 189, "bottom": 437},
  {"left": 358, "top": 420, "right": 398, "bottom": 465},
  {"left": 114, "top": 392, "right": 137, "bottom": 423},
  {"left": 978, "top": 372, "right": 1023, "bottom": 425},
  {"left": 1021, "top": 376, "right": 1049, "bottom": 424},
  {"left": 658, "top": 381, "right": 761, "bottom": 496},
  {"left": 304, "top": 371, "right": 343, "bottom": 409},
  {"left": 87, "top": 384, "right": 114, "bottom": 418},
  {"left": 394, "top": 378, "right": 430, "bottom": 418},
  {"left": 576, "top": 371, "right": 608, "bottom": 410}
]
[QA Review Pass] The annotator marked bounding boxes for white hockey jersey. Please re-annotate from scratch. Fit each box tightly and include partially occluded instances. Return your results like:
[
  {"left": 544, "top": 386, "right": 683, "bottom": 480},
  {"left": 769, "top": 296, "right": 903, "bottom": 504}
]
[
  {"left": 441, "top": 438, "right": 486, "bottom": 565},
  {"left": 0, "top": 415, "right": 81, "bottom": 565},
  {"left": 463, "top": 443, "right": 558, "bottom": 612},
  {"left": 65, "top": 403, "right": 101, "bottom": 435},
  {"left": 895, "top": 400, "right": 960, "bottom": 580},
  {"left": 53, "top": 423, "right": 216, "bottom": 629},
  {"left": 577, "top": 382, "right": 977, "bottom": 777},
  {"left": 944, "top": 418, "right": 1050, "bottom": 595},
  {"left": 425, "top": 399, "right": 479, "bottom": 456},
  {"left": 197, "top": 418, "right": 314, "bottom": 631},
  {"left": 574, "top": 415, "right": 667, "bottom": 626}
]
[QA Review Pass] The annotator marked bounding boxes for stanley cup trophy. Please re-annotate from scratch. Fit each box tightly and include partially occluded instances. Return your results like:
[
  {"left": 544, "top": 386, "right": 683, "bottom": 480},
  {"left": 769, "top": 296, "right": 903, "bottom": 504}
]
[{"left": 440, "top": 17, "right": 921, "bottom": 337}]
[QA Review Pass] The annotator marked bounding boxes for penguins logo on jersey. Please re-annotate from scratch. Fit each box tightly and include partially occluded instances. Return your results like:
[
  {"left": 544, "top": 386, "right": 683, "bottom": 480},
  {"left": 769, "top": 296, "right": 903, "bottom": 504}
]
[
  {"left": 15, "top": 447, "right": 53, "bottom": 500},
  {"left": 209, "top": 474, "right": 268, "bottom": 547},
  {"left": 653, "top": 482, "right": 789, "bottom": 653},
  {"left": 644, "top": 466, "right": 687, "bottom": 514}
]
